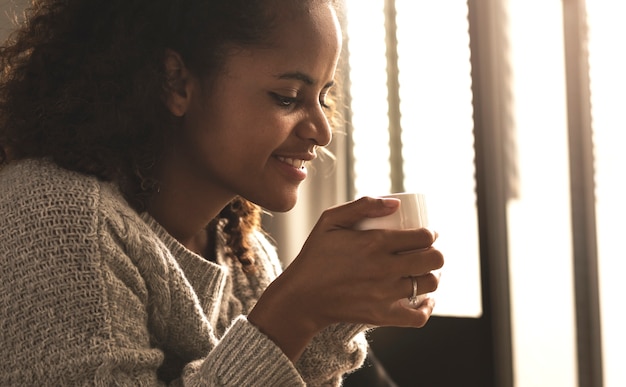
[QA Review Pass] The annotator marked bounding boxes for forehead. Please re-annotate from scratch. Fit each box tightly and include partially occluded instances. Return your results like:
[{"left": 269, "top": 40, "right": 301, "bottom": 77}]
[
  {"left": 220, "top": 1, "right": 342, "bottom": 85},
  {"left": 266, "top": 1, "right": 342, "bottom": 54}
]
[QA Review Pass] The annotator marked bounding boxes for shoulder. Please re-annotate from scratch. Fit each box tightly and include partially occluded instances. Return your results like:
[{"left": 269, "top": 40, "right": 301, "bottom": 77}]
[
  {"left": 1, "top": 158, "right": 119, "bottom": 209},
  {"left": 0, "top": 158, "right": 144, "bottom": 255},
  {"left": 0, "top": 158, "right": 172, "bottom": 303},
  {"left": 1, "top": 159, "right": 103, "bottom": 231},
  {"left": 1, "top": 158, "right": 133, "bottom": 222}
]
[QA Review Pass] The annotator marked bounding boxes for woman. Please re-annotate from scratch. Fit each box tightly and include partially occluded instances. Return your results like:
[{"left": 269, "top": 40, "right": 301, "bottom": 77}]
[{"left": 0, "top": 0, "right": 443, "bottom": 385}]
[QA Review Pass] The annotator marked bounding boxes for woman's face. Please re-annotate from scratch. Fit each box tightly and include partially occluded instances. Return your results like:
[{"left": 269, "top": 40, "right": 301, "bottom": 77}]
[{"left": 173, "top": 1, "right": 342, "bottom": 212}]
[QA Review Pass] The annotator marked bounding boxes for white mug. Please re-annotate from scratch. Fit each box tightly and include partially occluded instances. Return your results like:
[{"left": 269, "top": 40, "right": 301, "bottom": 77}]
[{"left": 355, "top": 192, "right": 431, "bottom": 308}]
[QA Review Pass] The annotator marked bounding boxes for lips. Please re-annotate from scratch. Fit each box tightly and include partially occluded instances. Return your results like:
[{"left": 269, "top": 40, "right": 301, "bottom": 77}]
[{"left": 276, "top": 156, "right": 306, "bottom": 169}]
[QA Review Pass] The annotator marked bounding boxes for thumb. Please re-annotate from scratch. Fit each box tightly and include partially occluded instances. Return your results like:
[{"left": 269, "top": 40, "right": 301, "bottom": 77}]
[{"left": 319, "top": 196, "right": 400, "bottom": 230}]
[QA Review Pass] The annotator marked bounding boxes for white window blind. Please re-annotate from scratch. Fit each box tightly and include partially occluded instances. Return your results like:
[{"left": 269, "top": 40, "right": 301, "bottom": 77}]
[
  {"left": 505, "top": 1, "right": 577, "bottom": 385},
  {"left": 587, "top": 2, "right": 626, "bottom": 386}
]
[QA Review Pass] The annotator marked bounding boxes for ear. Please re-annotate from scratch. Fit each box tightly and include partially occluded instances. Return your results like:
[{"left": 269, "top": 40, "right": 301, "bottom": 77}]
[{"left": 163, "top": 49, "right": 193, "bottom": 117}]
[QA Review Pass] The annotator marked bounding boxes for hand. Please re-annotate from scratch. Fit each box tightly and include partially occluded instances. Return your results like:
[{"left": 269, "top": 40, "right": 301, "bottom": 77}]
[{"left": 248, "top": 196, "right": 444, "bottom": 360}]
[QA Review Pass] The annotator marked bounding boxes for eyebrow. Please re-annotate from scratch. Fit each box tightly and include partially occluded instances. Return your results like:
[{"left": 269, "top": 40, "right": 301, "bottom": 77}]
[{"left": 277, "top": 71, "right": 335, "bottom": 88}]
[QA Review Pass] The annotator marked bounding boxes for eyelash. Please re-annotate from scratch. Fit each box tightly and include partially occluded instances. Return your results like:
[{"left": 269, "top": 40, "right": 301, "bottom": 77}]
[
  {"left": 271, "top": 93, "right": 298, "bottom": 107},
  {"left": 270, "top": 92, "right": 331, "bottom": 110}
]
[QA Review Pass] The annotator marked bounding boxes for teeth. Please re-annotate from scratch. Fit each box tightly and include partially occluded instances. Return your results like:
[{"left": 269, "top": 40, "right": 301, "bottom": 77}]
[{"left": 277, "top": 156, "right": 305, "bottom": 169}]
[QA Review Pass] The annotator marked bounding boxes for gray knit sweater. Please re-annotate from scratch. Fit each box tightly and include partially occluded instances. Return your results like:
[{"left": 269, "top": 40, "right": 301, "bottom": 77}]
[{"left": 0, "top": 159, "right": 367, "bottom": 386}]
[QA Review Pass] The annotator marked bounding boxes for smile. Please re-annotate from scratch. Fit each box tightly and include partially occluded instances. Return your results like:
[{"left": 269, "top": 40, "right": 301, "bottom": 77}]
[{"left": 276, "top": 156, "right": 306, "bottom": 169}]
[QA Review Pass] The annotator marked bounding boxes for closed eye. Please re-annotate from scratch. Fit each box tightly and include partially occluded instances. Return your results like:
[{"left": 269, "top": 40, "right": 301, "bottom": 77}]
[
  {"left": 270, "top": 92, "right": 298, "bottom": 108},
  {"left": 319, "top": 95, "right": 331, "bottom": 109},
  {"left": 319, "top": 86, "right": 334, "bottom": 109}
]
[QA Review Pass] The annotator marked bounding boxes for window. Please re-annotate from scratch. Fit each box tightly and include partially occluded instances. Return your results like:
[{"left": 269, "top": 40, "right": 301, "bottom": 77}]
[{"left": 341, "top": 0, "right": 624, "bottom": 386}]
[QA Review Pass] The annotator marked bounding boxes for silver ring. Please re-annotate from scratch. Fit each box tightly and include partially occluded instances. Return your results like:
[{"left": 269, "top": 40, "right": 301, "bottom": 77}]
[{"left": 408, "top": 276, "right": 419, "bottom": 306}]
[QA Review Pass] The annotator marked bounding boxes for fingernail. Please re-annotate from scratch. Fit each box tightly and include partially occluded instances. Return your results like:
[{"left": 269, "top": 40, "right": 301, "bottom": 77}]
[{"left": 425, "top": 227, "right": 438, "bottom": 241}]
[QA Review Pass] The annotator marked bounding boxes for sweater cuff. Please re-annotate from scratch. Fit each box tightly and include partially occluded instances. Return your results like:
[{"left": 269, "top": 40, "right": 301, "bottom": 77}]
[
  {"left": 200, "top": 316, "right": 305, "bottom": 386},
  {"left": 295, "top": 323, "right": 369, "bottom": 385}
]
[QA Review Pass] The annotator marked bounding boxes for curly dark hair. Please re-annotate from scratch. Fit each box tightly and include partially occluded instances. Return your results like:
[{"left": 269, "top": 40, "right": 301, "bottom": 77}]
[{"left": 0, "top": 0, "right": 340, "bottom": 270}]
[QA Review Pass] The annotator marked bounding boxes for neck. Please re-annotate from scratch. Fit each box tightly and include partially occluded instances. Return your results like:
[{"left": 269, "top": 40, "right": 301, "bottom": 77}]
[{"left": 145, "top": 157, "right": 234, "bottom": 254}]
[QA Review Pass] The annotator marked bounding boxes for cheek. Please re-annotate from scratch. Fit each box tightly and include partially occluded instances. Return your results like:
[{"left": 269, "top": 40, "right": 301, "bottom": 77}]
[
  {"left": 185, "top": 92, "right": 297, "bottom": 160},
  {"left": 236, "top": 113, "right": 295, "bottom": 148}
]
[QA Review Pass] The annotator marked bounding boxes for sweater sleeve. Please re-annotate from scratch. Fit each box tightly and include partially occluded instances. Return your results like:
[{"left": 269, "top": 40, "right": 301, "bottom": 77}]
[
  {"left": 175, "top": 317, "right": 305, "bottom": 386},
  {"left": 295, "top": 324, "right": 369, "bottom": 386}
]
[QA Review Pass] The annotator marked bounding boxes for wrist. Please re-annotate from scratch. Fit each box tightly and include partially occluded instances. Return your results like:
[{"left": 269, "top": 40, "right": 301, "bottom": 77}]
[{"left": 248, "top": 282, "right": 321, "bottom": 362}]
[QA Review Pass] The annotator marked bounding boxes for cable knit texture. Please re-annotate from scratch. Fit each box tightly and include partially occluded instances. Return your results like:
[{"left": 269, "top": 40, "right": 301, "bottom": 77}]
[{"left": 0, "top": 159, "right": 367, "bottom": 386}]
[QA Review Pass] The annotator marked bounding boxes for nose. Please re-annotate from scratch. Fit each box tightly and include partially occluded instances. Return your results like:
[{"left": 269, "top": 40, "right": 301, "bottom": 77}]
[{"left": 296, "top": 104, "right": 333, "bottom": 147}]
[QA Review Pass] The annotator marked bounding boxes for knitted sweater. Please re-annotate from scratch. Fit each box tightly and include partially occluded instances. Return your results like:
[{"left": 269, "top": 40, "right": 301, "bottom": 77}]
[{"left": 0, "top": 159, "right": 367, "bottom": 386}]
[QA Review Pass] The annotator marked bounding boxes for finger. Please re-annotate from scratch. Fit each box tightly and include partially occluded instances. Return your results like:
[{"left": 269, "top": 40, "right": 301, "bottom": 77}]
[
  {"left": 373, "top": 227, "right": 437, "bottom": 253},
  {"left": 392, "top": 273, "right": 441, "bottom": 303},
  {"left": 317, "top": 196, "right": 400, "bottom": 230},
  {"left": 407, "top": 297, "right": 436, "bottom": 328},
  {"left": 379, "top": 246, "right": 444, "bottom": 279},
  {"left": 385, "top": 297, "right": 436, "bottom": 328},
  {"left": 407, "top": 247, "right": 445, "bottom": 275}
]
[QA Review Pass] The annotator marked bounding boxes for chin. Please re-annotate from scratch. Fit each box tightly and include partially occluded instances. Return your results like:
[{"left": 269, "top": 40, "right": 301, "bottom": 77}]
[
  {"left": 256, "top": 193, "right": 299, "bottom": 213},
  {"left": 242, "top": 185, "right": 301, "bottom": 212},
  {"left": 263, "top": 200, "right": 298, "bottom": 213}
]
